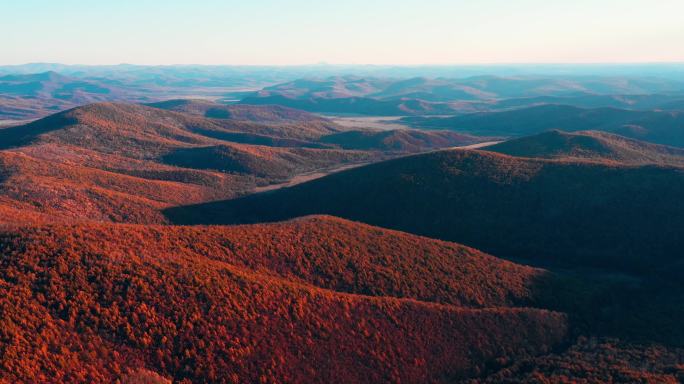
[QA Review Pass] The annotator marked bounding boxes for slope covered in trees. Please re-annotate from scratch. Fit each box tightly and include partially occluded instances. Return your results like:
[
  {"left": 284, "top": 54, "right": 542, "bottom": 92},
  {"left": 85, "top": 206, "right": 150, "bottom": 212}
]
[
  {"left": 145, "top": 99, "right": 344, "bottom": 139},
  {"left": 0, "top": 102, "right": 490, "bottom": 223},
  {"left": 0, "top": 216, "right": 567, "bottom": 383},
  {"left": 0, "top": 102, "right": 331, "bottom": 152},
  {"left": 146, "top": 99, "right": 482, "bottom": 151},
  {"left": 319, "top": 129, "right": 479, "bottom": 152},
  {"left": 0, "top": 148, "right": 252, "bottom": 224},
  {"left": 486, "top": 130, "right": 684, "bottom": 166},
  {"left": 0, "top": 103, "right": 396, "bottom": 223},
  {"left": 474, "top": 338, "right": 684, "bottom": 383}
]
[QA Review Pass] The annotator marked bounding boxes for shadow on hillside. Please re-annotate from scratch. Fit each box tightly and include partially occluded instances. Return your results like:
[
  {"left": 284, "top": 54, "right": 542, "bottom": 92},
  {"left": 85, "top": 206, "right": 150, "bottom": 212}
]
[
  {"left": 531, "top": 269, "right": 684, "bottom": 348},
  {"left": 165, "top": 154, "right": 684, "bottom": 279},
  {"left": 165, "top": 194, "right": 684, "bottom": 349},
  {"left": 164, "top": 161, "right": 684, "bottom": 350},
  {"left": 0, "top": 113, "right": 76, "bottom": 150},
  {"left": 163, "top": 188, "right": 303, "bottom": 226}
]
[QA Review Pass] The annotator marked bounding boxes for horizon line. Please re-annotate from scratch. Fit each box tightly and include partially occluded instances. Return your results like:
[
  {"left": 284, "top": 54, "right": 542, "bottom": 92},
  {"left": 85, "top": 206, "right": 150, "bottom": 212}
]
[{"left": 3, "top": 61, "right": 684, "bottom": 68}]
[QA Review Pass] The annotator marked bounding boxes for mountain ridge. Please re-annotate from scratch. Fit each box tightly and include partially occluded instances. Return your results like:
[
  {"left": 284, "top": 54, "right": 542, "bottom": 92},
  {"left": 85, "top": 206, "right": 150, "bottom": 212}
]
[{"left": 486, "top": 129, "right": 684, "bottom": 166}]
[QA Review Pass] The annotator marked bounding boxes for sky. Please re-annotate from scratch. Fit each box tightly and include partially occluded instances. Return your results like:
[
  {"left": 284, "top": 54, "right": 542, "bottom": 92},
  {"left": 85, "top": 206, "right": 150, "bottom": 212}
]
[{"left": 2, "top": 0, "right": 684, "bottom": 65}]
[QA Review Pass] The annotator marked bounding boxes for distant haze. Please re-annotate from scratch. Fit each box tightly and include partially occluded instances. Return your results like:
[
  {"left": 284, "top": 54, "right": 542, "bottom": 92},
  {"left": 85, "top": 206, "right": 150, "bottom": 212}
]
[{"left": 2, "top": 0, "right": 684, "bottom": 65}]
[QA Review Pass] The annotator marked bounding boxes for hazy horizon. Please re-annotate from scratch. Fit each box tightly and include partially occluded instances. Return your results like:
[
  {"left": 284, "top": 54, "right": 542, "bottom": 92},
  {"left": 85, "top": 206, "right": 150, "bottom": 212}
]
[
  {"left": 3, "top": 62, "right": 684, "bottom": 67},
  {"left": 2, "top": 0, "right": 683, "bottom": 66}
]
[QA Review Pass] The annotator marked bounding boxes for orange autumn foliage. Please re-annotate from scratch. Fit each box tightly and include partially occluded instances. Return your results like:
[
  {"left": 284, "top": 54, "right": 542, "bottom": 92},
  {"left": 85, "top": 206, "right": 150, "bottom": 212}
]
[{"left": 0, "top": 216, "right": 567, "bottom": 383}]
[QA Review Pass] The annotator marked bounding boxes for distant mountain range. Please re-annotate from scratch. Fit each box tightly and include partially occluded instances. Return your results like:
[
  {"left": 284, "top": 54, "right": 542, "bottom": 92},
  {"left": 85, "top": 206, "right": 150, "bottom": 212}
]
[
  {"left": 0, "top": 70, "right": 266, "bottom": 120},
  {"left": 0, "top": 71, "right": 149, "bottom": 119},
  {"left": 3, "top": 69, "right": 683, "bottom": 120},
  {"left": 4, "top": 62, "right": 683, "bottom": 79},
  {"left": 240, "top": 75, "right": 684, "bottom": 116}
]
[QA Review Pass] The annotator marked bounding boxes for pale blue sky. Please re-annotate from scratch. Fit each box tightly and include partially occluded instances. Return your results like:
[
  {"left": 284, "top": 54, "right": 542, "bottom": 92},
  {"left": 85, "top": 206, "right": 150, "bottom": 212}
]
[{"left": 2, "top": 0, "right": 683, "bottom": 65}]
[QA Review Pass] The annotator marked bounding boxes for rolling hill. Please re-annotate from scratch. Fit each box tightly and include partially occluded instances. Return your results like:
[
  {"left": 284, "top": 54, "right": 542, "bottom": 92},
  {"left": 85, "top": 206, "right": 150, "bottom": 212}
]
[
  {"left": 486, "top": 130, "right": 684, "bottom": 166},
  {"left": 0, "top": 103, "right": 385, "bottom": 223},
  {"left": 165, "top": 148, "right": 684, "bottom": 274},
  {"left": 0, "top": 147, "right": 256, "bottom": 224},
  {"left": 0, "top": 102, "right": 481, "bottom": 223},
  {"left": 0, "top": 102, "right": 349, "bottom": 153},
  {"left": 147, "top": 100, "right": 481, "bottom": 151},
  {"left": 146, "top": 99, "right": 343, "bottom": 137},
  {"left": 319, "top": 129, "right": 479, "bottom": 152},
  {"left": 0, "top": 216, "right": 568, "bottom": 383},
  {"left": 405, "top": 105, "right": 684, "bottom": 147}
]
